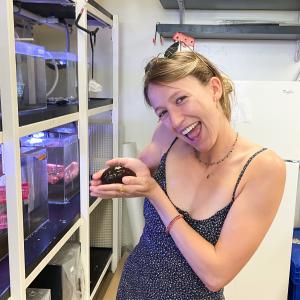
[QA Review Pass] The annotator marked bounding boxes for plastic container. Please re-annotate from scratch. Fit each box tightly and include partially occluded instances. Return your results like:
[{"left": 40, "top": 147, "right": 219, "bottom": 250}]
[
  {"left": 45, "top": 51, "right": 78, "bottom": 104},
  {"left": 0, "top": 150, "right": 31, "bottom": 260},
  {"left": 26, "top": 288, "right": 51, "bottom": 300},
  {"left": 47, "top": 123, "right": 78, "bottom": 137},
  {"left": 21, "top": 133, "right": 80, "bottom": 203},
  {"left": 0, "top": 153, "right": 8, "bottom": 260},
  {"left": 21, "top": 146, "right": 49, "bottom": 234},
  {"left": 15, "top": 42, "right": 47, "bottom": 111},
  {"left": 0, "top": 146, "right": 49, "bottom": 260},
  {"left": 29, "top": 242, "right": 84, "bottom": 300}
]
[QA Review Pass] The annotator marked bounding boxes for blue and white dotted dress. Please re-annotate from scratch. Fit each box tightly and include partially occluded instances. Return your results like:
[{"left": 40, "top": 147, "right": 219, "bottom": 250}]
[{"left": 117, "top": 139, "right": 266, "bottom": 300}]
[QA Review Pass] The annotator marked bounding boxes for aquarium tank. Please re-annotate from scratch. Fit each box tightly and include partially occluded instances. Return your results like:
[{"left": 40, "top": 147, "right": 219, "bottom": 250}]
[
  {"left": 0, "top": 146, "right": 49, "bottom": 260},
  {"left": 45, "top": 51, "right": 78, "bottom": 104},
  {"left": 15, "top": 41, "right": 47, "bottom": 111},
  {"left": 21, "top": 131, "right": 80, "bottom": 204}
]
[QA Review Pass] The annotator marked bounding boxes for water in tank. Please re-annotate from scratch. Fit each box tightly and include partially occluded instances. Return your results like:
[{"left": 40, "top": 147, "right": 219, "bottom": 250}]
[
  {"left": 21, "top": 132, "right": 80, "bottom": 204},
  {"left": 15, "top": 41, "right": 47, "bottom": 111},
  {"left": 20, "top": 146, "right": 49, "bottom": 235},
  {"left": 0, "top": 146, "right": 49, "bottom": 260},
  {"left": 45, "top": 51, "right": 78, "bottom": 104}
]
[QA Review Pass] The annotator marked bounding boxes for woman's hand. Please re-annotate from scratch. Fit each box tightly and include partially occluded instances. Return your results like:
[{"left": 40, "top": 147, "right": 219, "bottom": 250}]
[{"left": 90, "top": 157, "right": 159, "bottom": 199}]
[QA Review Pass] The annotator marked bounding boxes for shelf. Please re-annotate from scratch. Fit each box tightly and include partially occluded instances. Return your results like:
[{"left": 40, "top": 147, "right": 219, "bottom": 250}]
[
  {"left": 1, "top": 1, "right": 119, "bottom": 299},
  {"left": 88, "top": 0, "right": 113, "bottom": 21},
  {"left": 157, "top": 23, "right": 300, "bottom": 40},
  {"left": 18, "top": 104, "right": 78, "bottom": 130},
  {"left": 0, "top": 194, "right": 81, "bottom": 296},
  {"left": 0, "top": 100, "right": 113, "bottom": 137},
  {"left": 86, "top": 2, "right": 113, "bottom": 27},
  {"left": 89, "top": 197, "right": 103, "bottom": 214},
  {"left": 90, "top": 248, "right": 112, "bottom": 299},
  {"left": 0, "top": 104, "right": 79, "bottom": 136},
  {"left": 15, "top": 0, "right": 112, "bottom": 26},
  {"left": 19, "top": 111, "right": 79, "bottom": 138},
  {"left": 25, "top": 194, "right": 80, "bottom": 277},
  {"left": 25, "top": 217, "right": 82, "bottom": 286},
  {"left": 159, "top": 0, "right": 300, "bottom": 10},
  {"left": 88, "top": 98, "right": 113, "bottom": 117}
]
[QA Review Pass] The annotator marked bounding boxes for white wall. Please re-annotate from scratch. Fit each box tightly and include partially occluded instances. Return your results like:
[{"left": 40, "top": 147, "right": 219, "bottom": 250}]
[{"left": 97, "top": 0, "right": 300, "bottom": 153}]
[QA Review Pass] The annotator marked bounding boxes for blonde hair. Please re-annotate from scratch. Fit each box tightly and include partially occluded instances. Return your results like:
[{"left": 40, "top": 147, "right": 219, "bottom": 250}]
[{"left": 144, "top": 51, "right": 234, "bottom": 121}]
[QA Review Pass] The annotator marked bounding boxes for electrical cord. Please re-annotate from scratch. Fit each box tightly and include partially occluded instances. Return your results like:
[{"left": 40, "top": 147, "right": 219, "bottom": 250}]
[{"left": 75, "top": 3, "right": 99, "bottom": 79}]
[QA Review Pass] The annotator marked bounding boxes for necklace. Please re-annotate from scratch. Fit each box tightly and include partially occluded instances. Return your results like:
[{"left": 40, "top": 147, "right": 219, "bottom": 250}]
[{"left": 196, "top": 132, "right": 239, "bottom": 178}]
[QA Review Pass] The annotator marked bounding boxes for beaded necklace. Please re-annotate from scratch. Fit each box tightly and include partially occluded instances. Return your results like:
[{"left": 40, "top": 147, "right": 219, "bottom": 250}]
[{"left": 196, "top": 132, "right": 239, "bottom": 178}]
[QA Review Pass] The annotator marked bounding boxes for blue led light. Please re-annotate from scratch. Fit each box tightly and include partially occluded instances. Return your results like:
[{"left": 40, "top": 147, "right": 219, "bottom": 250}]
[
  {"left": 27, "top": 137, "right": 43, "bottom": 145},
  {"left": 32, "top": 132, "right": 45, "bottom": 138},
  {"left": 45, "top": 51, "right": 78, "bottom": 62},
  {"left": 15, "top": 42, "right": 45, "bottom": 58}
]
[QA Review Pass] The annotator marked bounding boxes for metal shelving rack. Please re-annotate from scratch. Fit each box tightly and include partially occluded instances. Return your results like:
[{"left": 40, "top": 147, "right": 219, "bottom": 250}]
[
  {"left": 159, "top": 0, "right": 300, "bottom": 10},
  {"left": 158, "top": 0, "right": 300, "bottom": 40},
  {"left": 0, "top": 1, "right": 120, "bottom": 299},
  {"left": 157, "top": 23, "right": 300, "bottom": 40}
]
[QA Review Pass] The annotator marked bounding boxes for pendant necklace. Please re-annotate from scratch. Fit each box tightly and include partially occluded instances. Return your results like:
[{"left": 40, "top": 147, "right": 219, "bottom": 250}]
[{"left": 196, "top": 132, "right": 239, "bottom": 179}]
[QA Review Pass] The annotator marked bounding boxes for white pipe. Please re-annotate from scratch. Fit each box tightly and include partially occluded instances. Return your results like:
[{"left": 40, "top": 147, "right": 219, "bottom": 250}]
[
  {"left": 13, "top": 5, "right": 66, "bottom": 32},
  {"left": 46, "top": 59, "right": 59, "bottom": 97}
]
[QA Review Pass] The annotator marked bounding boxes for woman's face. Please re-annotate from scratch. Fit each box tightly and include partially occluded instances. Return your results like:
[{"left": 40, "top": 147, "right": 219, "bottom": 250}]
[{"left": 148, "top": 75, "right": 223, "bottom": 152}]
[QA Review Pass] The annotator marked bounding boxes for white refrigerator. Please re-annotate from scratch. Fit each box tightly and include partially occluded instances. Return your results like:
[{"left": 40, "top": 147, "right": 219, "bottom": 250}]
[{"left": 224, "top": 81, "right": 300, "bottom": 300}]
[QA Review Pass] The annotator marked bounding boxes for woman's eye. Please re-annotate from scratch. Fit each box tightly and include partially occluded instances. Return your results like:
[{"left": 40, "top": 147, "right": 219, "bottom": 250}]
[
  {"left": 176, "top": 96, "right": 187, "bottom": 104},
  {"left": 158, "top": 110, "right": 167, "bottom": 119}
]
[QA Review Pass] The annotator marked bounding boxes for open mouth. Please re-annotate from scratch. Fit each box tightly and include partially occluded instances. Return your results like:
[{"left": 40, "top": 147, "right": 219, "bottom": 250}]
[{"left": 182, "top": 121, "right": 201, "bottom": 141}]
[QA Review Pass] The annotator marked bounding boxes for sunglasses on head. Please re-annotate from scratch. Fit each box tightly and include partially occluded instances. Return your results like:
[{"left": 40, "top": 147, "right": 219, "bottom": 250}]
[{"left": 164, "top": 41, "right": 180, "bottom": 58}]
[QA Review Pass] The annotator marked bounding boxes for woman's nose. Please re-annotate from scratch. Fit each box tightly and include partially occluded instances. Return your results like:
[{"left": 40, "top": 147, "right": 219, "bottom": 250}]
[{"left": 168, "top": 108, "right": 184, "bottom": 131}]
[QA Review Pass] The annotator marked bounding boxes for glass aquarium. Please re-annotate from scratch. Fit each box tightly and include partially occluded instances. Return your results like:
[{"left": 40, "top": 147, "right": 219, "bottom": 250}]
[
  {"left": 21, "top": 132, "right": 80, "bottom": 204},
  {"left": 21, "top": 146, "right": 49, "bottom": 235},
  {"left": 0, "top": 152, "right": 8, "bottom": 261},
  {"left": 0, "top": 146, "right": 49, "bottom": 261},
  {"left": 15, "top": 41, "right": 47, "bottom": 111},
  {"left": 45, "top": 51, "right": 78, "bottom": 104},
  {"left": 47, "top": 122, "right": 78, "bottom": 137}
]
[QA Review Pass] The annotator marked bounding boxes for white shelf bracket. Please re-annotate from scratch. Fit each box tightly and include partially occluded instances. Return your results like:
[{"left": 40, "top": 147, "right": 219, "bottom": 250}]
[{"left": 177, "top": 0, "right": 185, "bottom": 24}]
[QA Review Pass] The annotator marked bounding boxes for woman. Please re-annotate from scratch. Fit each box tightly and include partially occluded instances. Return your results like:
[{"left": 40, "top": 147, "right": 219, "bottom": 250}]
[{"left": 90, "top": 50, "right": 286, "bottom": 299}]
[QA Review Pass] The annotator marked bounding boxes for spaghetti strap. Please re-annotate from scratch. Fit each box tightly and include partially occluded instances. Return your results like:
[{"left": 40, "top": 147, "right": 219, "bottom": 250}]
[
  {"left": 232, "top": 148, "right": 268, "bottom": 201},
  {"left": 165, "top": 137, "right": 178, "bottom": 155}
]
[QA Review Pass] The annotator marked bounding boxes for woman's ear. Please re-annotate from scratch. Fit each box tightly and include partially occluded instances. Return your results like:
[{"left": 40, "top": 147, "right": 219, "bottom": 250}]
[{"left": 209, "top": 77, "right": 222, "bottom": 102}]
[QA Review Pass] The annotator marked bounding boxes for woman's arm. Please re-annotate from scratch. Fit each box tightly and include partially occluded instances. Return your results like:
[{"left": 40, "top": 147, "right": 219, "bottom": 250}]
[
  {"left": 90, "top": 121, "right": 175, "bottom": 193},
  {"left": 111, "top": 150, "right": 285, "bottom": 292},
  {"left": 150, "top": 150, "right": 285, "bottom": 291},
  {"left": 138, "top": 121, "right": 176, "bottom": 173},
  {"left": 90, "top": 148, "right": 285, "bottom": 292}
]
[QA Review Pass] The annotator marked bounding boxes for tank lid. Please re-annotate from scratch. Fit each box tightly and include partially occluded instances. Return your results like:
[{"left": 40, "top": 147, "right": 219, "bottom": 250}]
[
  {"left": 45, "top": 51, "right": 77, "bottom": 62},
  {"left": 15, "top": 42, "right": 45, "bottom": 58}
]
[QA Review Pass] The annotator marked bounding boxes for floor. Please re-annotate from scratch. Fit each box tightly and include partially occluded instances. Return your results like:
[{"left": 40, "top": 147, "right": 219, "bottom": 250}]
[{"left": 95, "top": 252, "right": 129, "bottom": 300}]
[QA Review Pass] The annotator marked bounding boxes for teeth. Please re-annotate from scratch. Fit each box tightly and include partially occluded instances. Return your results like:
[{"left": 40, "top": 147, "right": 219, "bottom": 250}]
[{"left": 182, "top": 122, "right": 198, "bottom": 135}]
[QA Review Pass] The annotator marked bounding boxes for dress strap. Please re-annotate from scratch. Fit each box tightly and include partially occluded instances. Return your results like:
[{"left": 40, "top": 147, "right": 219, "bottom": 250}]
[
  {"left": 165, "top": 137, "right": 178, "bottom": 156},
  {"left": 232, "top": 148, "right": 268, "bottom": 201}
]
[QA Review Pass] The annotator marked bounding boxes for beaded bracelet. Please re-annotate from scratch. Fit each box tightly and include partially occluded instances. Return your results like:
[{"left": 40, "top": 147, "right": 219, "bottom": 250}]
[{"left": 165, "top": 214, "right": 183, "bottom": 234}]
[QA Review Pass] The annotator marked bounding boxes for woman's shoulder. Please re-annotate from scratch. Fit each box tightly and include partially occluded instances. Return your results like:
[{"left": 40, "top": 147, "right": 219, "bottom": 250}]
[
  {"left": 152, "top": 121, "right": 177, "bottom": 153},
  {"left": 138, "top": 122, "right": 176, "bottom": 170},
  {"left": 239, "top": 137, "right": 285, "bottom": 176},
  {"left": 235, "top": 137, "right": 286, "bottom": 200},
  {"left": 250, "top": 148, "right": 286, "bottom": 190}
]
